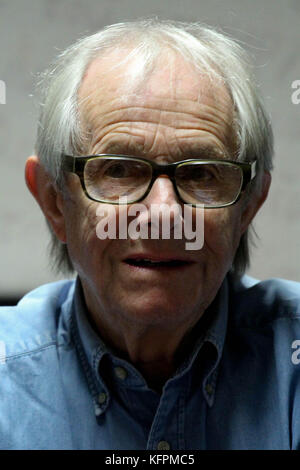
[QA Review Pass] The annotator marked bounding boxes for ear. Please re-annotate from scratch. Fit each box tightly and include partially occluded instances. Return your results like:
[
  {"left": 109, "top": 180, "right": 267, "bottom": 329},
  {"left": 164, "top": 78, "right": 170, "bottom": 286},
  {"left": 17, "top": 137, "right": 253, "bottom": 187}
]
[
  {"left": 25, "top": 155, "right": 67, "bottom": 243},
  {"left": 240, "top": 171, "right": 272, "bottom": 234}
]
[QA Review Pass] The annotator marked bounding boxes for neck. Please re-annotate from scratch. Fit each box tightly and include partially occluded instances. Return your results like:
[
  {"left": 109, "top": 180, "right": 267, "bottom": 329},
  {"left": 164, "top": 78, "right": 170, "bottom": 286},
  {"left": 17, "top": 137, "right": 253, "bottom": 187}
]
[
  {"left": 80, "top": 282, "right": 206, "bottom": 391},
  {"left": 87, "top": 307, "right": 204, "bottom": 392}
]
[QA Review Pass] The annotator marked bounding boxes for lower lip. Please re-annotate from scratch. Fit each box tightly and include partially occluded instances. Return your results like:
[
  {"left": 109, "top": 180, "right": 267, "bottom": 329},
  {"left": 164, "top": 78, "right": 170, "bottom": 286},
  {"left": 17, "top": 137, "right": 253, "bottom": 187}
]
[{"left": 123, "top": 261, "right": 194, "bottom": 271}]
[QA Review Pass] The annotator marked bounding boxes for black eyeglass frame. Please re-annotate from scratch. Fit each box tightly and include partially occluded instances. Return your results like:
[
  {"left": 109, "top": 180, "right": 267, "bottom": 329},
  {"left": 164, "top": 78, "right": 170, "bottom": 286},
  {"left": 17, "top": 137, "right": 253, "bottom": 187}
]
[{"left": 62, "top": 153, "right": 257, "bottom": 208}]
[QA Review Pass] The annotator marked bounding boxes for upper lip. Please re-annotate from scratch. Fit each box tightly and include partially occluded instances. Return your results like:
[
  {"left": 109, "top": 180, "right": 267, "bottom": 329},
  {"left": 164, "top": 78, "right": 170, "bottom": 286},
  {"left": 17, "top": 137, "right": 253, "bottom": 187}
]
[{"left": 123, "top": 253, "right": 195, "bottom": 263}]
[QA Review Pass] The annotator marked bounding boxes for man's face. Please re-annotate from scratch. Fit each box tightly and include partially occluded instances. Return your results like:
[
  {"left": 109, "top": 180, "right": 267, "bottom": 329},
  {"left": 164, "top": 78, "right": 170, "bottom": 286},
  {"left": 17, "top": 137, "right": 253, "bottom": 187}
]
[{"left": 60, "top": 52, "right": 246, "bottom": 334}]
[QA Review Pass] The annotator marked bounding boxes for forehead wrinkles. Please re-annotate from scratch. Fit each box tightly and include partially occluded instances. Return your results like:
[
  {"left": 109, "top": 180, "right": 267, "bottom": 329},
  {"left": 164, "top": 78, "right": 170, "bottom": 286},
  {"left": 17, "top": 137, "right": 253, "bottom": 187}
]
[{"left": 78, "top": 52, "right": 237, "bottom": 154}]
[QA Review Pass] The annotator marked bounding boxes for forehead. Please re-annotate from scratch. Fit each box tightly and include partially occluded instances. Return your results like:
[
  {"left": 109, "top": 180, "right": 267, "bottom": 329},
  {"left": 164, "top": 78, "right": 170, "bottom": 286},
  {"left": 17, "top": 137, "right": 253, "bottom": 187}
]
[
  {"left": 78, "top": 48, "right": 236, "bottom": 154},
  {"left": 79, "top": 48, "right": 232, "bottom": 104}
]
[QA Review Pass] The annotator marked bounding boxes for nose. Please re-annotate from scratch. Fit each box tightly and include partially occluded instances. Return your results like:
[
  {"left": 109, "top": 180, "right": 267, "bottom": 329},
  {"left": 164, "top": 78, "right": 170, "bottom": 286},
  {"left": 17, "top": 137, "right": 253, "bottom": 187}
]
[
  {"left": 143, "top": 175, "right": 179, "bottom": 206},
  {"left": 134, "top": 175, "right": 183, "bottom": 237}
]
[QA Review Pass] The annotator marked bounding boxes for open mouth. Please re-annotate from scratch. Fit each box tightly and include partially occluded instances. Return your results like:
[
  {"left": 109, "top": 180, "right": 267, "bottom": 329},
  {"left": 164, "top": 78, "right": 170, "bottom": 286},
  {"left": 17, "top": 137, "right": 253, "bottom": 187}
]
[{"left": 124, "top": 258, "right": 192, "bottom": 269}]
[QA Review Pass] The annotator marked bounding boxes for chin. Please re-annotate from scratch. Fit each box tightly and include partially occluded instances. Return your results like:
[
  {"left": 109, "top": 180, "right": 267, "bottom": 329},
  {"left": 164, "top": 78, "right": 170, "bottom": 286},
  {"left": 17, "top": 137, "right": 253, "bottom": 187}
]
[{"left": 119, "top": 295, "right": 198, "bottom": 328}]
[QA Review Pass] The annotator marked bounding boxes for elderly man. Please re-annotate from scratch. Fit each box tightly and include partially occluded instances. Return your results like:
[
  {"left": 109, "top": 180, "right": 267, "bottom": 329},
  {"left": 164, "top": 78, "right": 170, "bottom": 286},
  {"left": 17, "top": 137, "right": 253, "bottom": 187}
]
[{"left": 1, "top": 19, "right": 300, "bottom": 450}]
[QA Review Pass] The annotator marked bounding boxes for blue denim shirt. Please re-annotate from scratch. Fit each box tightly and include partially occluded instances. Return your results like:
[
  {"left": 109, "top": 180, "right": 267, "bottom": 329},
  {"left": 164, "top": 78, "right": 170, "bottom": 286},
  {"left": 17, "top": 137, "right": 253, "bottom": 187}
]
[{"left": 0, "top": 274, "right": 300, "bottom": 450}]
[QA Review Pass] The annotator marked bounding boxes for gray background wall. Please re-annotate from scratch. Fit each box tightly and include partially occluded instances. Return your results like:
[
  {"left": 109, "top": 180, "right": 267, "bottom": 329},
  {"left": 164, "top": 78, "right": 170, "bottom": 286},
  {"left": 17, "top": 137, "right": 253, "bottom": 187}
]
[{"left": 0, "top": 0, "right": 299, "bottom": 298}]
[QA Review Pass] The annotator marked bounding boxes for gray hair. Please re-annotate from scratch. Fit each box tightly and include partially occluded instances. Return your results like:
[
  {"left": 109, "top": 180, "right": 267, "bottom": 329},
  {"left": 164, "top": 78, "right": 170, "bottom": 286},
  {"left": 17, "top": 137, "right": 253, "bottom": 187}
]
[{"left": 34, "top": 19, "right": 274, "bottom": 276}]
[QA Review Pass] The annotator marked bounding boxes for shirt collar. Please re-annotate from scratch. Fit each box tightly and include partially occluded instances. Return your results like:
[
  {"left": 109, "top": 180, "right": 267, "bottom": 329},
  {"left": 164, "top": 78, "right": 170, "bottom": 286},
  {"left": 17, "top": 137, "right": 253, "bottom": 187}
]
[
  {"left": 201, "top": 276, "right": 229, "bottom": 406},
  {"left": 72, "top": 274, "right": 229, "bottom": 409},
  {"left": 71, "top": 278, "right": 111, "bottom": 416},
  {"left": 73, "top": 278, "right": 111, "bottom": 366},
  {"left": 171, "top": 275, "right": 228, "bottom": 406}
]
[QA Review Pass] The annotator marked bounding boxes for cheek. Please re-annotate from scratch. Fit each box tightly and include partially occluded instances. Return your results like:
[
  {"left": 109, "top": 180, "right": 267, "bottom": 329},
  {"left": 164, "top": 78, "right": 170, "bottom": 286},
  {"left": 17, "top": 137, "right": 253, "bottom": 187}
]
[
  {"left": 203, "top": 208, "right": 241, "bottom": 260},
  {"left": 63, "top": 198, "right": 111, "bottom": 271}
]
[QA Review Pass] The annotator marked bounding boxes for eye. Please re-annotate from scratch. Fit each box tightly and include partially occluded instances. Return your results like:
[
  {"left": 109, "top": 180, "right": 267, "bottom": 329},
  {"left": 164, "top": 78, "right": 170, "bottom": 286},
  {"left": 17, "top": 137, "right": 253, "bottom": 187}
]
[
  {"left": 195, "top": 168, "right": 214, "bottom": 180},
  {"left": 104, "top": 161, "right": 130, "bottom": 178},
  {"left": 189, "top": 166, "right": 220, "bottom": 183}
]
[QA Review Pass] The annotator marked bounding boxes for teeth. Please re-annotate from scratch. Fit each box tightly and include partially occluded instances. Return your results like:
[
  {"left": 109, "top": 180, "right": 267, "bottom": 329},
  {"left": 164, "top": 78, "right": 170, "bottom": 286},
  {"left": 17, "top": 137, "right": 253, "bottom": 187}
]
[
  {"left": 127, "top": 258, "right": 186, "bottom": 267},
  {"left": 135, "top": 258, "right": 174, "bottom": 263},
  {"left": 141, "top": 259, "right": 165, "bottom": 263}
]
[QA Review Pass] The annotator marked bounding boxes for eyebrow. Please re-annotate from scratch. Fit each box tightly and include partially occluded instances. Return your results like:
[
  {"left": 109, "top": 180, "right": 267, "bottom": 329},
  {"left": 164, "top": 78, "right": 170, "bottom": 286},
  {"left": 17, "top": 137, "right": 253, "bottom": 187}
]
[
  {"left": 99, "top": 141, "right": 145, "bottom": 156},
  {"left": 180, "top": 145, "right": 229, "bottom": 159},
  {"left": 96, "top": 141, "right": 230, "bottom": 160}
]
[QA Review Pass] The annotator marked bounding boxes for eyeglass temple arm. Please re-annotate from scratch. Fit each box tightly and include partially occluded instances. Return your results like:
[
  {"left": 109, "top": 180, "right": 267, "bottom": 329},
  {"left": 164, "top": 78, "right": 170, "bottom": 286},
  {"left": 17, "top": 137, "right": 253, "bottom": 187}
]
[{"left": 61, "top": 154, "right": 76, "bottom": 172}]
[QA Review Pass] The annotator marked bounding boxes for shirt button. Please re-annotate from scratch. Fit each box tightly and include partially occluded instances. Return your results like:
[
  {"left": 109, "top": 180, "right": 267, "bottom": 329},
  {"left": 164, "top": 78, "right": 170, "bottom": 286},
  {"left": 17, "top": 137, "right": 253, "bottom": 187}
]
[
  {"left": 205, "top": 383, "right": 214, "bottom": 395},
  {"left": 157, "top": 441, "right": 171, "bottom": 450},
  {"left": 98, "top": 392, "right": 107, "bottom": 405},
  {"left": 114, "top": 366, "right": 127, "bottom": 380}
]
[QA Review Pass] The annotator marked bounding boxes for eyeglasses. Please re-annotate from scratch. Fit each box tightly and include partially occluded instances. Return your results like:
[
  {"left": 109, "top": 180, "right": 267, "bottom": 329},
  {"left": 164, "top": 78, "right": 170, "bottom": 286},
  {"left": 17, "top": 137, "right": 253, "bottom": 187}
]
[{"left": 62, "top": 154, "right": 257, "bottom": 208}]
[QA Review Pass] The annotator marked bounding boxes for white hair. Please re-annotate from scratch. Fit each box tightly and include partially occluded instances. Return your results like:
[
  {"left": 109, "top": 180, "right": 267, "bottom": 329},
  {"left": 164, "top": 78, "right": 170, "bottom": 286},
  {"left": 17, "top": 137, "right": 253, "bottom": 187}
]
[{"left": 34, "top": 19, "right": 274, "bottom": 275}]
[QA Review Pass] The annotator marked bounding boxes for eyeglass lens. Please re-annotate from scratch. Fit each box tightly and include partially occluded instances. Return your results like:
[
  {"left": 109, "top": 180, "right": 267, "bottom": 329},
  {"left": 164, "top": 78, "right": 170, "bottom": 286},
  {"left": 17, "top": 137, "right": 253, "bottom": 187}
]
[
  {"left": 84, "top": 158, "right": 152, "bottom": 202},
  {"left": 83, "top": 157, "right": 243, "bottom": 206},
  {"left": 176, "top": 163, "right": 243, "bottom": 206}
]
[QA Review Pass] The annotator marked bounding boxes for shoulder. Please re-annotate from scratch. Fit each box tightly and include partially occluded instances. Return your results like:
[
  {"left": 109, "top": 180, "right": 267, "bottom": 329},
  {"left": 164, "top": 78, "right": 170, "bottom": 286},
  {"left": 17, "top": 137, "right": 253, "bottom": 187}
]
[
  {"left": 0, "top": 279, "right": 76, "bottom": 358},
  {"left": 0, "top": 279, "right": 79, "bottom": 449},
  {"left": 227, "top": 274, "right": 300, "bottom": 328}
]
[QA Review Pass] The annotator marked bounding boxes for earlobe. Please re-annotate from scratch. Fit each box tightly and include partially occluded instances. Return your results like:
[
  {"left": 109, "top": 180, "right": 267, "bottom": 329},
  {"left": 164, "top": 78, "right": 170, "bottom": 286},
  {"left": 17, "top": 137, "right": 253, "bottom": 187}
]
[
  {"left": 240, "top": 171, "right": 272, "bottom": 234},
  {"left": 25, "top": 155, "right": 67, "bottom": 243}
]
